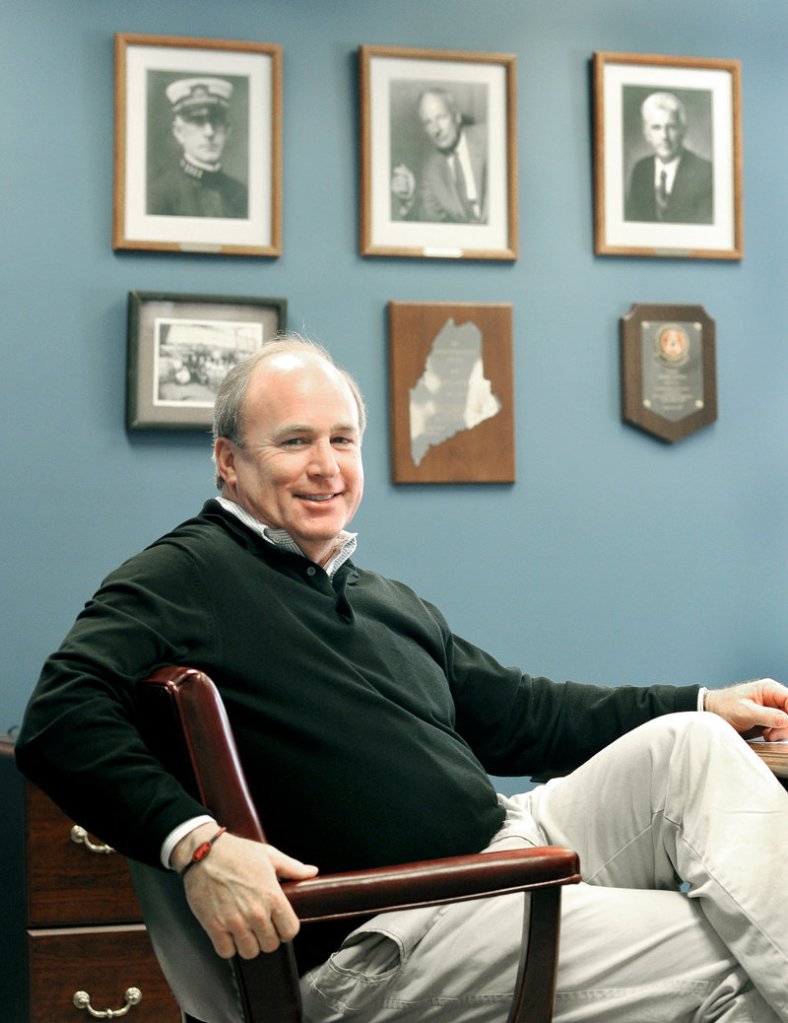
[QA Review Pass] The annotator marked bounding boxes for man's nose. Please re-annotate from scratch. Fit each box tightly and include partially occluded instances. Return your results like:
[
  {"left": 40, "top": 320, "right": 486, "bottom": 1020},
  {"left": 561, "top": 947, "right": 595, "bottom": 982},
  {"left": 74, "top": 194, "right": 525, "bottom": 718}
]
[{"left": 309, "top": 441, "right": 339, "bottom": 476}]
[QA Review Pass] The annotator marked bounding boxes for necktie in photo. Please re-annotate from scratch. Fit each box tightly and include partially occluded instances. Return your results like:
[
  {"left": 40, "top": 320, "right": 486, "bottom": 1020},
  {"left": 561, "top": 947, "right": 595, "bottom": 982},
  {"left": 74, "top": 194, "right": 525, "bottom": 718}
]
[
  {"left": 656, "top": 169, "right": 669, "bottom": 220},
  {"left": 451, "top": 153, "right": 477, "bottom": 222}
]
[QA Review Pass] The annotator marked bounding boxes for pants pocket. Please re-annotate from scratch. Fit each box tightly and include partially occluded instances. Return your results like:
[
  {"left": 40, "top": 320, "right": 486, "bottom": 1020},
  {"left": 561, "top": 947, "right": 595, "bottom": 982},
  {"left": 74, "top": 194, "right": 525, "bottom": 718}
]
[{"left": 301, "top": 905, "right": 443, "bottom": 1018}]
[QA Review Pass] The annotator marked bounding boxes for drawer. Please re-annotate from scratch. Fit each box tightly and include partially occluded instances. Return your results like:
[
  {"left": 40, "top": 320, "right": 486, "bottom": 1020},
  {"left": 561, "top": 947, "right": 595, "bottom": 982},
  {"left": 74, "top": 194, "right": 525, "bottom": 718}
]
[
  {"left": 26, "top": 784, "right": 143, "bottom": 927},
  {"left": 28, "top": 925, "right": 180, "bottom": 1023}
]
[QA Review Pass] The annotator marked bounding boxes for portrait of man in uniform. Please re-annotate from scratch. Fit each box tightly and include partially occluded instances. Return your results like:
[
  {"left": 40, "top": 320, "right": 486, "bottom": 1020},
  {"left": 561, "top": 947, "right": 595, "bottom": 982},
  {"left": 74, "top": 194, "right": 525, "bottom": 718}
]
[{"left": 146, "top": 73, "right": 249, "bottom": 219}]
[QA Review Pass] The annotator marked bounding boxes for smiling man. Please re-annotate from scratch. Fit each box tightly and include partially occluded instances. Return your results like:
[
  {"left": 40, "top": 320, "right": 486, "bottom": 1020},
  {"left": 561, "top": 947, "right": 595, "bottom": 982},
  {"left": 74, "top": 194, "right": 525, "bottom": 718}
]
[
  {"left": 16, "top": 335, "right": 788, "bottom": 1022},
  {"left": 212, "top": 347, "right": 365, "bottom": 568}
]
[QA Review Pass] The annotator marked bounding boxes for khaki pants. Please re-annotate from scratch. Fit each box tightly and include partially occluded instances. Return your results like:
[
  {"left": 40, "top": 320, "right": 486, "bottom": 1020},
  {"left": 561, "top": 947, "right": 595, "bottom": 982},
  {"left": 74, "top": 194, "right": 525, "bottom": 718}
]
[{"left": 301, "top": 713, "right": 788, "bottom": 1022}]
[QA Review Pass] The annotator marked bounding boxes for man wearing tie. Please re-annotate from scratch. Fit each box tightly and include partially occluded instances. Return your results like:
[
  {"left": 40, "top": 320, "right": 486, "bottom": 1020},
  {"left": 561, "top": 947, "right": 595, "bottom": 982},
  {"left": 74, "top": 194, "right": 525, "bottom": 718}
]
[
  {"left": 391, "top": 88, "right": 488, "bottom": 224},
  {"left": 624, "top": 91, "right": 713, "bottom": 224}
]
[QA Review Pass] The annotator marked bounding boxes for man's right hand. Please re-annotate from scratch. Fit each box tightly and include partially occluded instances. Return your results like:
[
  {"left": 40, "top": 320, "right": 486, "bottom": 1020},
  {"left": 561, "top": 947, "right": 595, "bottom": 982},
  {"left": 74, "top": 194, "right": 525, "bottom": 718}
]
[
  {"left": 391, "top": 162, "right": 415, "bottom": 200},
  {"left": 391, "top": 162, "right": 416, "bottom": 216},
  {"left": 172, "top": 824, "right": 319, "bottom": 959}
]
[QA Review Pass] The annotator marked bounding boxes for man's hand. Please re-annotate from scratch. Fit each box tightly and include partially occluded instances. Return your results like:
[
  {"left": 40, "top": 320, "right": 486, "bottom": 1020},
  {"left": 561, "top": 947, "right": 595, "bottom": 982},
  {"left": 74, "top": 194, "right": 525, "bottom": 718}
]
[
  {"left": 173, "top": 824, "right": 318, "bottom": 959},
  {"left": 705, "top": 678, "right": 788, "bottom": 740},
  {"left": 392, "top": 163, "right": 415, "bottom": 201},
  {"left": 391, "top": 163, "right": 416, "bottom": 216}
]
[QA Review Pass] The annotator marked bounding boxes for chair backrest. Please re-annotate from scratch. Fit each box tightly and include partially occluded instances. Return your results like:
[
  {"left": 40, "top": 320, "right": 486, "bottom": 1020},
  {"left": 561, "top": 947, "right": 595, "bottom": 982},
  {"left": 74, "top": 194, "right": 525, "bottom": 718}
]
[{"left": 129, "top": 665, "right": 301, "bottom": 1023}]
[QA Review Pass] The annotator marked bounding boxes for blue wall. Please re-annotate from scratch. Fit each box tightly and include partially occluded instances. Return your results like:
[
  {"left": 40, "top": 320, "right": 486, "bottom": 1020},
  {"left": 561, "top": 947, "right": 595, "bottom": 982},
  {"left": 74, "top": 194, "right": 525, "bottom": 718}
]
[{"left": 3, "top": 2, "right": 787, "bottom": 768}]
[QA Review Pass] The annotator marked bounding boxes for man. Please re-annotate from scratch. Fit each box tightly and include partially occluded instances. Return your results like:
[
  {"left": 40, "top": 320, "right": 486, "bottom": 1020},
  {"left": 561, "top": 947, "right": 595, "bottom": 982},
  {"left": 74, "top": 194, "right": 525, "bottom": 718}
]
[
  {"left": 147, "top": 76, "right": 248, "bottom": 219},
  {"left": 15, "top": 336, "right": 788, "bottom": 1022},
  {"left": 392, "top": 88, "right": 487, "bottom": 223},
  {"left": 625, "top": 91, "right": 713, "bottom": 224}
]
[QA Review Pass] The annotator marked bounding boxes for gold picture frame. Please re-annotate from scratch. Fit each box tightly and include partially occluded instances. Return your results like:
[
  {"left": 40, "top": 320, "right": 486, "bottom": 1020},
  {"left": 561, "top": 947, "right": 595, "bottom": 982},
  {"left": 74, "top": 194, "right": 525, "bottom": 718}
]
[
  {"left": 360, "top": 46, "right": 518, "bottom": 261},
  {"left": 594, "top": 52, "right": 743, "bottom": 260},
  {"left": 114, "top": 33, "right": 282, "bottom": 257}
]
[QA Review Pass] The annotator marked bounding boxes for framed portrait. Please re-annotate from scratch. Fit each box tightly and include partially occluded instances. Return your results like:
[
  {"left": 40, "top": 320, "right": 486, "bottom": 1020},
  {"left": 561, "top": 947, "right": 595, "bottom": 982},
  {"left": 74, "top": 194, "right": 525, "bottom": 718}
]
[
  {"left": 388, "top": 301, "right": 515, "bottom": 482},
  {"left": 126, "top": 291, "right": 286, "bottom": 430},
  {"left": 113, "top": 34, "right": 282, "bottom": 256},
  {"left": 620, "top": 303, "right": 717, "bottom": 443},
  {"left": 593, "top": 52, "right": 742, "bottom": 260},
  {"left": 360, "top": 46, "right": 518, "bottom": 261}
]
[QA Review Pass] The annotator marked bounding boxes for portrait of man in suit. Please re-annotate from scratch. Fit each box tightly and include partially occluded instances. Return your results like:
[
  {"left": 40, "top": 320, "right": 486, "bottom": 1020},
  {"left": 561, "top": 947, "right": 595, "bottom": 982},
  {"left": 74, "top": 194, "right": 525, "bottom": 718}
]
[
  {"left": 390, "top": 85, "right": 488, "bottom": 225},
  {"left": 624, "top": 89, "right": 713, "bottom": 225}
]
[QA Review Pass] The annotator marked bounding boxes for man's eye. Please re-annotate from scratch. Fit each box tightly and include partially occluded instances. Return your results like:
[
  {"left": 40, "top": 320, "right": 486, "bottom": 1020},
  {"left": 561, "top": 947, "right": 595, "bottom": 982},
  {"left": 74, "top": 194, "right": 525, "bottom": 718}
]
[
  {"left": 282, "top": 437, "right": 308, "bottom": 447},
  {"left": 332, "top": 436, "right": 354, "bottom": 446}
]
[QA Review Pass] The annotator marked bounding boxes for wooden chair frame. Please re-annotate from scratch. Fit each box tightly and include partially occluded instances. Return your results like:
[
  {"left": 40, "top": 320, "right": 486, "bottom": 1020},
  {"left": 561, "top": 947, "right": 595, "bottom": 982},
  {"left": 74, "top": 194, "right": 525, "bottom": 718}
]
[{"left": 128, "top": 666, "right": 582, "bottom": 1023}]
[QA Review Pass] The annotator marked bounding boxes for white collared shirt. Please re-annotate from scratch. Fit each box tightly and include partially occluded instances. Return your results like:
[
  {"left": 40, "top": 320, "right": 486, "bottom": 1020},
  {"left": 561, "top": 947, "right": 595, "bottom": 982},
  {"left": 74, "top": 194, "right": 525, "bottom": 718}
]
[
  {"left": 654, "top": 155, "right": 681, "bottom": 195},
  {"left": 216, "top": 497, "right": 357, "bottom": 576}
]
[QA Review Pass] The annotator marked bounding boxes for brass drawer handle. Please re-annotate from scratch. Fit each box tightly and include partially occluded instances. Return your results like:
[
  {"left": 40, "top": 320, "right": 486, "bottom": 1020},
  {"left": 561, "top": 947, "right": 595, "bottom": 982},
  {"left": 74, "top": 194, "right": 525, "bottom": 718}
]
[
  {"left": 73, "top": 987, "right": 142, "bottom": 1018},
  {"left": 70, "top": 825, "right": 115, "bottom": 855}
]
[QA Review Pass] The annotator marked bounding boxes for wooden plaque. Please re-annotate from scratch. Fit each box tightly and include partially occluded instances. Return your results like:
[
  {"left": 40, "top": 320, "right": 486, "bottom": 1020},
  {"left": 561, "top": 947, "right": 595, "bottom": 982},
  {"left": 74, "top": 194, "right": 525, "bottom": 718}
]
[
  {"left": 621, "top": 303, "right": 717, "bottom": 443},
  {"left": 388, "top": 302, "right": 515, "bottom": 483}
]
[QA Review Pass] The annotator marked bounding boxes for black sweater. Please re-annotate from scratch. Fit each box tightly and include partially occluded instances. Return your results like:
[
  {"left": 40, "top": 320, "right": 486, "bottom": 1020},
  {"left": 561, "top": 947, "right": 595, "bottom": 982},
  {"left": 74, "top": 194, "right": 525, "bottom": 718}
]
[{"left": 16, "top": 501, "right": 698, "bottom": 947}]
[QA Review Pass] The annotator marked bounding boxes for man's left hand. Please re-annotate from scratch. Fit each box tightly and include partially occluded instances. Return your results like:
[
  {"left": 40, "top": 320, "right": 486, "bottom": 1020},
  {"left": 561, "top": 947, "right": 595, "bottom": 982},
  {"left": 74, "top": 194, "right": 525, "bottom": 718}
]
[{"left": 705, "top": 678, "right": 788, "bottom": 740}]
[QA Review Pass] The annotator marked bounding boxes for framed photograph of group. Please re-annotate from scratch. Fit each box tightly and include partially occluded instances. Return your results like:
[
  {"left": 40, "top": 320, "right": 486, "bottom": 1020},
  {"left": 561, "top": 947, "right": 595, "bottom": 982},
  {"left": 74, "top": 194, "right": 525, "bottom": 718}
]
[
  {"left": 593, "top": 52, "right": 743, "bottom": 260},
  {"left": 113, "top": 33, "right": 282, "bottom": 256},
  {"left": 388, "top": 301, "right": 515, "bottom": 483},
  {"left": 360, "top": 46, "right": 518, "bottom": 261},
  {"left": 126, "top": 291, "right": 286, "bottom": 430}
]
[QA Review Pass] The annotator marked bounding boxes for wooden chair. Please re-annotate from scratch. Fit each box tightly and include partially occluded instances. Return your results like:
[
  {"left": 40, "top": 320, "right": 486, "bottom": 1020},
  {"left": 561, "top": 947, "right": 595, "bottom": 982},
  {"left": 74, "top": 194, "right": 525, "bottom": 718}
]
[
  {"left": 128, "top": 666, "right": 581, "bottom": 1023},
  {"left": 749, "top": 740, "right": 788, "bottom": 789}
]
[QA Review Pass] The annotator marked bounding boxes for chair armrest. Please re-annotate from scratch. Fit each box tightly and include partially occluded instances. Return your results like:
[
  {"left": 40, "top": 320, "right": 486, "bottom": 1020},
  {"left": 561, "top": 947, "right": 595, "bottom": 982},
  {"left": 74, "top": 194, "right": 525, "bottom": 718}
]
[
  {"left": 749, "top": 740, "right": 788, "bottom": 780},
  {"left": 285, "top": 846, "right": 581, "bottom": 923}
]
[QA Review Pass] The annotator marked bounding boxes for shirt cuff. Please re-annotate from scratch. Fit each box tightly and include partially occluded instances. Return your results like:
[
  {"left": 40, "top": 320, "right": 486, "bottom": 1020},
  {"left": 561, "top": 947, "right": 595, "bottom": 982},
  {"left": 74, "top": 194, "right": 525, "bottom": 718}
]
[
  {"left": 161, "top": 814, "right": 217, "bottom": 870},
  {"left": 697, "top": 687, "right": 707, "bottom": 712}
]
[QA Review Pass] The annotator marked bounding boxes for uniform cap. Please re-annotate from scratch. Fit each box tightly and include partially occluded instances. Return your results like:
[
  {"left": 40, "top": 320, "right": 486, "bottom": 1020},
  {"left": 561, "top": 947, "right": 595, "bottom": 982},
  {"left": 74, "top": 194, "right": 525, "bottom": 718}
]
[{"left": 166, "top": 77, "right": 233, "bottom": 118}]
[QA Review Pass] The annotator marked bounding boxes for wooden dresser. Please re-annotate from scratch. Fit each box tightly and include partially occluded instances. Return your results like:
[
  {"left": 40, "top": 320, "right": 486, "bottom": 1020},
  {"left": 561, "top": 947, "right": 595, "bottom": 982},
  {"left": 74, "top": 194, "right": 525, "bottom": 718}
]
[{"left": 0, "top": 736, "right": 181, "bottom": 1023}]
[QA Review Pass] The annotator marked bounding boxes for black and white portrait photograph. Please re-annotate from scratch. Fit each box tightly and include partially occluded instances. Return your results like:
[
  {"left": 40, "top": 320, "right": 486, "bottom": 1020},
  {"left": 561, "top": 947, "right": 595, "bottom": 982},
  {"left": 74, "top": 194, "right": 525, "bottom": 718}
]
[
  {"left": 623, "top": 87, "right": 713, "bottom": 225},
  {"left": 360, "top": 46, "right": 517, "bottom": 260},
  {"left": 389, "top": 80, "right": 489, "bottom": 225},
  {"left": 146, "top": 71, "right": 250, "bottom": 220},
  {"left": 114, "top": 34, "right": 282, "bottom": 256},
  {"left": 594, "top": 52, "right": 742, "bottom": 260}
]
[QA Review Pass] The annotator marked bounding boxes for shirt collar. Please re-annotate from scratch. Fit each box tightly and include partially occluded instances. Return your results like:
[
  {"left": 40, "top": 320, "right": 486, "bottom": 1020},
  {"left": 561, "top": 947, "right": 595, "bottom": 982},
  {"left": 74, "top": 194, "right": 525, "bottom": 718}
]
[
  {"left": 654, "top": 154, "right": 681, "bottom": 188},
  {"left": 215, "top": 497, "right": 357, "bottom": 576}
]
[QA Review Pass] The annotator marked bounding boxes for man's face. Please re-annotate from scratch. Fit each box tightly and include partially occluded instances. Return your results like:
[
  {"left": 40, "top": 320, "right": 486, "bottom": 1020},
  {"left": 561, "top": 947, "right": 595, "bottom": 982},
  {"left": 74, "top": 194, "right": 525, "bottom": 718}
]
[
  {"left": 172, "top": 111, "right": 228, "bottom": 165},
  {"left": 643, "top": 108, "right": 685, "bottom": 163},
  {"left": 418, "top": 93, "right": 461, "bottom": 153},
  {"left": 214, "top": 355, "right": 364, "bottom": 564}
]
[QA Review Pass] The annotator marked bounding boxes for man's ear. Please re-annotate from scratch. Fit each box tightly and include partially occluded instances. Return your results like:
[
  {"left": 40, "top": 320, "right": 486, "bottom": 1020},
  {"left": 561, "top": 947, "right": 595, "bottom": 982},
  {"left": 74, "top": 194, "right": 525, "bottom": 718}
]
[{"left": 214, "top": 437, "right": 238, "bottom": 487}]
